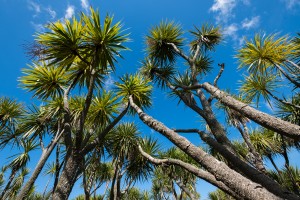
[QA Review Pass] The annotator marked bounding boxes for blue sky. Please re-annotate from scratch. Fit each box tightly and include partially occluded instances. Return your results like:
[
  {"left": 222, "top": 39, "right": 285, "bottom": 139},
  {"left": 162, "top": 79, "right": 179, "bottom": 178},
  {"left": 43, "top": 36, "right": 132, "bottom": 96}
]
[{"left": 0, "top": 0, "right": 300, "bottom": 199}]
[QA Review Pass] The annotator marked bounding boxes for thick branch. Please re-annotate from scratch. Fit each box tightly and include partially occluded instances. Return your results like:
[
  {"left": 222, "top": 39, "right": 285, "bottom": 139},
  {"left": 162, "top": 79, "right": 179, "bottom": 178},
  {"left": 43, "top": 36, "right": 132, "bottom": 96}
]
[
  {"left": 173, "top": 128, "right": 298, "bottom": 200},
  {"left": 81, "top": 103, "right": 129, "bottom": 154},
  {"left": 76, "top": 69, "right": 97, "bottom": 149},
  {"left": 201, "top": 82, "right": 300, "bottom": 140},
  {"left": 137, "top": 145, "right": 239, "bottom": 199},
  {"left": 129, "top": 96, "right": 282, "bottom": 200}
]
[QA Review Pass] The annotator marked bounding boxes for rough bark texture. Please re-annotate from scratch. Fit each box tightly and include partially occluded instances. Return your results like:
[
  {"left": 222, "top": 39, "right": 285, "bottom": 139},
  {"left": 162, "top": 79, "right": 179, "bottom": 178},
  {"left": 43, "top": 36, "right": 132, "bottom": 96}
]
[
  {"left": 196, "top": 130, "right": 300, "bottom": 200},
  {"left": 52, "top": 151, "right": 82, "bottom": 200},
  {"left": 129, "top": 96, "right": 283, "bottom": 200},
  {"left": 202, "top": 82, "right": 300, "bottom": 139},
  {"left": 138, "top": 145, "right": 239, "bottom": 199}
]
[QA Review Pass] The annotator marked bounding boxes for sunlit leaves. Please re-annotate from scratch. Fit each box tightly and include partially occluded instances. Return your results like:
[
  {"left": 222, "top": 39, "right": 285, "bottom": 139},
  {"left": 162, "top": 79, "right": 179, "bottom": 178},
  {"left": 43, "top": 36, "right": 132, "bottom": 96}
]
[
  {"left": 116, "top": 74, "right": 152, "bottom": 113},
  {"left": 20, "top": 63, "right": 68, "bottom": 100},
  {"left": 190, "top": 24, "right": 222, "bottom": 52},
  {"left": 0, "top": 97, "right": 23, "bottom": 128},
  {"left": 36, "top": 17, "right": 84, "bottom": 68},
  {"left": 106, "top": 122, "right": 140, "bottom": 160},
  {"left": 240, "top": 74, "right": 279, "bottom": 107},
  {"left": 20, "top": 105, "right": 50, "bottom": 139},
  {"left": 8, "top": 140, "right": 38, "bottom": 170},
  {"left": 88, "top": 90, "right": 120, "bottom": 126},
  {"left": 146, "top": 21, "right": 183, "bottom": 65},
  {"left": 250, "top": 129, "right": 282, "bottom": 156},
  {"left": 81, "top": 9, "right": 129, "bottom": 71},
  {"left": 237, "top": 34, "right": 294, "bottom": 74}
]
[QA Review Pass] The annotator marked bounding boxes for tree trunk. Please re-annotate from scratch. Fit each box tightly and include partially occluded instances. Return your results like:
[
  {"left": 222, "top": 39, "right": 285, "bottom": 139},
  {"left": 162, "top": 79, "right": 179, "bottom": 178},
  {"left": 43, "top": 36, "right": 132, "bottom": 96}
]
[
  {"left": 0, "top": 169, "right": 17, "bottom": 200},
  {"left": 16, "top": 140, "right": 58, "bottom": 200},
  {"left": 110, "top": 158, "right": 121, "bottom": 200},
  {"left": 201, "top": 82, "right": 300, "bottom": 140},
  {"left": 52, "top": 150, "right": 82, "bottom": 200},
  {"left": 129, "top": 96, "right": 287, "bottom": 200},
  {"left": 52, "top": 144, "right": 62, "bottom": 195}
]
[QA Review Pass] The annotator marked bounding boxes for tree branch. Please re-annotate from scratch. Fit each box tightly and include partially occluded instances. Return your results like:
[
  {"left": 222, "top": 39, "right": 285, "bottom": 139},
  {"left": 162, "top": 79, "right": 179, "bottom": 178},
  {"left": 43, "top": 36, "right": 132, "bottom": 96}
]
[
  {"left": 137, "top": 145, "right": 239, "bottom": 199},
  {"left": 167, "top": 42, "right": 191, "bottom": 63},
  {"left": 129, "top": 96, "right": 286, "bottom": 200},
  {"left": 81, "top": 103, "right": 129, "bottom": 154}
]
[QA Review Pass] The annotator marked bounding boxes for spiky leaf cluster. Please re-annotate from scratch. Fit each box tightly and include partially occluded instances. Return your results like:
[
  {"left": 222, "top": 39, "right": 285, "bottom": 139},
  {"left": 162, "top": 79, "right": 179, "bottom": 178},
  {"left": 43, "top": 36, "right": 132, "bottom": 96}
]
[{"left": 146, "top": 21, "right": 183, "bottom": 65}]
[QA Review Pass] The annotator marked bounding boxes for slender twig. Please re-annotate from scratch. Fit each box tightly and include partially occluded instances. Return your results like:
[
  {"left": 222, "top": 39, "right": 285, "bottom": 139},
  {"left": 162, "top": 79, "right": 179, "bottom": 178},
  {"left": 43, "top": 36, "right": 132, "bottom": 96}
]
[
  {"left": 266, "top": 90, "right": 300, "bottom": 109},
  {"left": 286, "top": 60, "right": 300, "bottom": 71},
  {"left": 214, "top": 63, "right": 225, "bottom": 87}
]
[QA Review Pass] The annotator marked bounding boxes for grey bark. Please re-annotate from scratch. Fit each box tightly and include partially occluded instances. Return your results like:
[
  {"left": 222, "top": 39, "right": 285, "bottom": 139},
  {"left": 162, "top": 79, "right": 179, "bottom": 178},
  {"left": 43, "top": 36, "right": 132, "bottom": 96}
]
[
  {"left": 138, "top": 145, "right": 238, "bottom": 199},
  {"left": 16, "top": 131, "right": 63, "bottom": 200},
  {"left": 52, "top": 151, "right": 82, "bottom": 200},
  {"left": 201, "top": 82, "right": 300, "bottom": 139},
  {"left": 129, "top": 96, "right": 283, "bottom": 200},
  {"left": 175, "top": 128, "right": 299, "bottom": 200}
]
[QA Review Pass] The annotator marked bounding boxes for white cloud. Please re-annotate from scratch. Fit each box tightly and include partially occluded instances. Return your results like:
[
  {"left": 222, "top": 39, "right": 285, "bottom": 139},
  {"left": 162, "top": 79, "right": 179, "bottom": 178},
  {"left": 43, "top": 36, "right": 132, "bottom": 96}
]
[
  {"left": 65, "top": 5, "right": 75, "bottom": 19},
  {"left": 104, "top": 75, "right": 115, "bottom": 91},
  {"left": 30, "top": 22, "right": 45, "bottom": 32},
  {"left": 210, "top": 0, "right": 237, "bottom": 23},
  {"left": 27, "top": 0, "right": 41, "bottom": 16},
  {"left": 242, "top": 16, "right": 260, "bottom": 29},
  {"left": 81, "top": 0, "right": 89, "bottom": 11},
  {"left": 46, "top": 7, "right": 56, "bottom": 19},
  {"left": 282, "top": 0, "right": 300, "bottom": 9},
  {"left": 223, "top": 24, "right": 238, "bottom": 37}
]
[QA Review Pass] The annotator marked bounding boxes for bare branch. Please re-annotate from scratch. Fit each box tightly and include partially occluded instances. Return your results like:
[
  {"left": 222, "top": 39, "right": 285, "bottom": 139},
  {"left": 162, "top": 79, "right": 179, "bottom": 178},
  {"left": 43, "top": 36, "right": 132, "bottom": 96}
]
[
  {"left": 137, "top": 145, "right": 239, "bottom": 199},
  {"left": 167, "top": 42, "right": 191, "bottom": 63}
]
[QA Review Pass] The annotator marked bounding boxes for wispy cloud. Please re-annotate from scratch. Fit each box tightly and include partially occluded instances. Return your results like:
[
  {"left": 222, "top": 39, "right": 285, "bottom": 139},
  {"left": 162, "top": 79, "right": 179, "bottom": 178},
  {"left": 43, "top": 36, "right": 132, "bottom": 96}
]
[
  {"left": 46, "top": 7, "right": 56, "bottom": 19},
  {"left": 65, "top": 5, "right": 75, "bottom": 19},
  {"left": 223, "top": 23, "right": 238, "bottom": 37},
  {"left": 104, "top": 75, "right": 115, "bottom": 91},
  {"left": 210, "top": 0, "right": 237, "bottom": 23},
  {"left": 27, "top": 0, "right": 41, "bottom": 16},
  {"left": 222, "top": 23, "right": 245, "bottom": 47},
  {"left": 282, "top": 0, "right": 300, "bottom": 9},
  {"left": 242, "top": 16, "right": 260, "bottom": 29},
  {"left": 81, "top": 0, "right": 89, "bottom": 11},
  {"left": 30, "top": 21, "right": 45, "bottom": 32}
]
